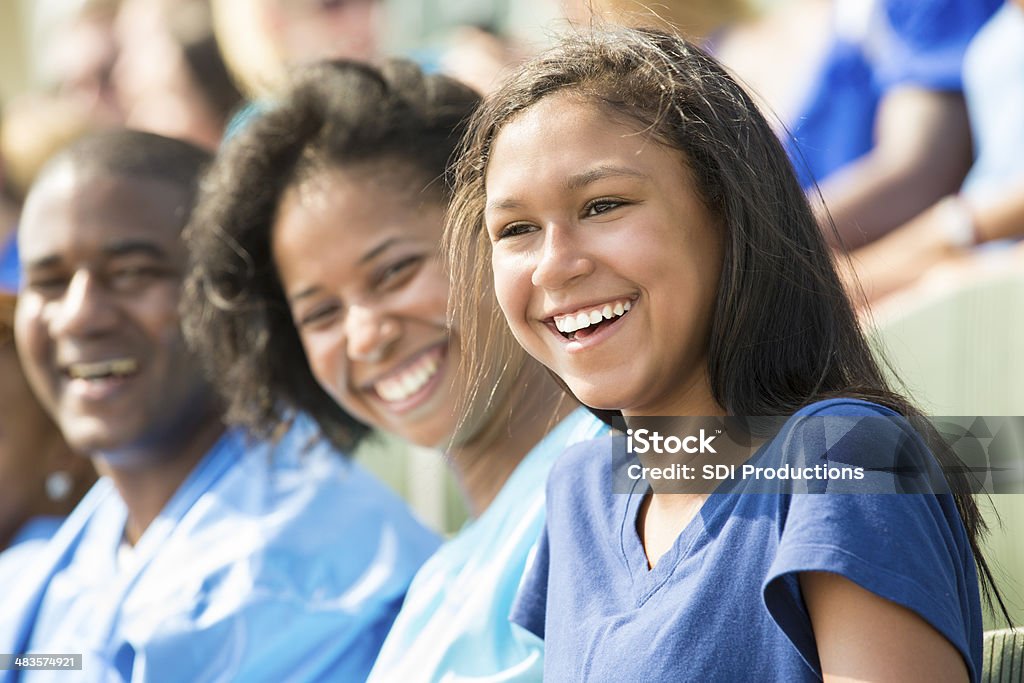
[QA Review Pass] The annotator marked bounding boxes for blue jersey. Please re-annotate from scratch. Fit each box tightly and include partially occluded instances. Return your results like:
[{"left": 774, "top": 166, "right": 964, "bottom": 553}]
[
  {"left": 0, "top": 418, "right": 440, "bottom": 682},
  {"left": 513, "top": 399, "right": 983, "bottom": 682}
]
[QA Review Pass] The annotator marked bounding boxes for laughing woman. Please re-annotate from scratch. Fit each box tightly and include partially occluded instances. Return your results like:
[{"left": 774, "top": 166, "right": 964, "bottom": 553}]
[
  {"left": 444, "top": 28, "right": 1008, "bottom": 682},
  {"left": 182, "top": 60, "right": 604, "bottom": 682}
]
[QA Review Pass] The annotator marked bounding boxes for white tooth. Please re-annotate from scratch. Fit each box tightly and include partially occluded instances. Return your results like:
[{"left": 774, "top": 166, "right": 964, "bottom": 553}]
[
  {"left": 623, "top": 301, "right": 632, "bottom": 312},
  {"left": 575, "top": 313, "right": 591, "bottom": 329},
  {"left": 589, "top": 310, "right": 603, "bottom": 324},
  {"left": 401, "top": 374, "right": 418, "bottom": 396},
  {"left": 613, "top": 302, "right": 624, "bottom": 316},
  {"left": 602, "top": 305, "right": 613, "bottom": 319},
  {"left": 559, "top": 317, "right": 576, "bottom": 333},
  {"left": 379, "top": 379, "right": 399, "bottom": 401}
]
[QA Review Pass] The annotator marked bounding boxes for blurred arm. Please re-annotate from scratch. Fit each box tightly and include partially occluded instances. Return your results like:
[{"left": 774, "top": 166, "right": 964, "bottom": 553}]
[{"left": 818, "top": 86, "right": 973, "bottom": 251}]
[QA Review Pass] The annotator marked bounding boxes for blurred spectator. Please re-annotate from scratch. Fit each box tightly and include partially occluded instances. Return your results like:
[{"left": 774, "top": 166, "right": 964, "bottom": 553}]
[
  {"left": 725, "top": 0, "right": 999, "bottom": 250},
  {"left": 438, "top": 24, "right": 527, "bottom": 94},
  {"left": 0, "top": 236, "right": 95, "bottom": 580},
  {"left": 846, "top": 0, "right": 1024, "bottom": 304},
  {"left": 114, "top": 0, "right": 243, "bottom": 149},
  {"left": 39, "top": 0, "right": 124, "bottom": 127},
  {"left": 211, "top": 0, "right": 383, "bottom": 97}
]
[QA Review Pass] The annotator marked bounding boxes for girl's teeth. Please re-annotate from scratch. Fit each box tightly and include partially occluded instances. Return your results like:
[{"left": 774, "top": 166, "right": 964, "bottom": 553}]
[
  {"left": 554, "top": 299, "right": 634, "bottom": 334},
  {"left": 374, "top": 349, "right": 443, "bottom": 403}
]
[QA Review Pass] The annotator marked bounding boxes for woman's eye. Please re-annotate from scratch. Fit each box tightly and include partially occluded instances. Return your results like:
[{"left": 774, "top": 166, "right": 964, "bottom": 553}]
[
  {"left": 298, "top": 303, "right": 341, "bottom": 328},
  {"left": 496, "top": 223, "right": 537, "bottom": 240},
  {"left": 376, "top": 256, "right": 422, "bottom": 288},
  {"left": 584, "top": 199, "right": 623, "bottom": 217}
]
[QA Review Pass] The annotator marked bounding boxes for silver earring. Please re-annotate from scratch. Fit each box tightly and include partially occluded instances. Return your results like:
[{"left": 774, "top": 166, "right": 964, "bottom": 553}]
[{"left": 45, "top": 471, "right": 74, "bottom": 501}]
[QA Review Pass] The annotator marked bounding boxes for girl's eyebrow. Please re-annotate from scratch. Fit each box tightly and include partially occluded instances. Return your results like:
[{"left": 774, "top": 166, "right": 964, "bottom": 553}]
[
  {"left": 564, "top": 165, "right": 647, "bottom": 191},
  {"left": 486, "top": 165, "right": 648, "bottom": 213}
]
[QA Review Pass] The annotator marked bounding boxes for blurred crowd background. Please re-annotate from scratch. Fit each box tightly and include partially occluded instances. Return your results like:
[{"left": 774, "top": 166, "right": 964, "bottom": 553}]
[{"left": 1, "top": 0, "right": 1022, "bottom": 625}]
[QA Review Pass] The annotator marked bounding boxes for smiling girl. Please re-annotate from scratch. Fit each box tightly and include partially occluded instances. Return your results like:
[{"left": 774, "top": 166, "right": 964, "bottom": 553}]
[
  {"left": 445, "top": 28, "right": 1006, "bottom": 682},
  {"left": 182, "top": 60, "right": 605, "bottom": 681}
]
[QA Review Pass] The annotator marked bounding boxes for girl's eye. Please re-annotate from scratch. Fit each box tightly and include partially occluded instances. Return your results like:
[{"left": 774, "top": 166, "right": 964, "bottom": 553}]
[
  {"left": 376, "top": 255, "right": 423, "bottom": 289},
  {"left": 495, "top": 223, "right": 537, "bottom": 240},
  {"left": 584, "top": 198, "right": 623, "bottom": 217},
  {"left": 298, "top": 302, "right": 341, "bottom": 328}
]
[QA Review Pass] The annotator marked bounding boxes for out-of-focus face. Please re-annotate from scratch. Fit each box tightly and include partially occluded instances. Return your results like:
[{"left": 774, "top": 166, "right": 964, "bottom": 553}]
[
  {"left": 265, "top": 0, "right": 380, "bottom": 65},
  {"left": 113, "top": 0, "right": 223, "bottom": 149},
  {"left": 484, "top": 93, "right": 724, "bottom": 417},
  {"left": 15, "top": 167, "right": 216, "bottom": 461},
  {"left": 49, "top": 13, "right": 123, "bottom": 125},
  {"left": 272, "top": 169, "right": 460, "bottom": 448}
]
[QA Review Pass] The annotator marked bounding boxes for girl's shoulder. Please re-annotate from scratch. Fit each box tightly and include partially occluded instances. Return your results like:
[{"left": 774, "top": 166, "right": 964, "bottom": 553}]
[{"left": 793, "top": 396, "right": 901, "bottom": 419}]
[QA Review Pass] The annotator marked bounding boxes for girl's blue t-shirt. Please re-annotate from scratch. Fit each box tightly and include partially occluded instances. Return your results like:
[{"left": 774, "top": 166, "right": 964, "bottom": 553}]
[{"left": 512, "top": 399, "right": 983, "bottom": 682}]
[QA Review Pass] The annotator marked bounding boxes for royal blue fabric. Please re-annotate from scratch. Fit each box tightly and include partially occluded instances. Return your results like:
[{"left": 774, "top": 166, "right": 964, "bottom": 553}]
[
  {"left": 784, "top": 0, "right": 1000, "bottom": 189},
  {"left": 0, "top": 233, "right": 18, "bottom": 294},
  {"left": 512, "top": 399, "right": 983, "bottom": 682}
]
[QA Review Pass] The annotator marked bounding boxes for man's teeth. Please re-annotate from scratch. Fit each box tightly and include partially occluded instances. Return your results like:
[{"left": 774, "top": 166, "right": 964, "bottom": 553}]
[
  {"left": 375, "top": 351, "right": 441, "bottom": 403},
  {"left": 554, "top": 300, "right": 632, "bottom": 334},
  {"left": 68, "top": 359, "right": 139, "bottom": 380}
]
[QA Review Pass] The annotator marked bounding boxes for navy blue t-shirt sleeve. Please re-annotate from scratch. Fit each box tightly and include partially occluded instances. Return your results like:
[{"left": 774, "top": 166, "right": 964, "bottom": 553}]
[{"left": 762, "top": 403, "right": 983, "bottom": 681}]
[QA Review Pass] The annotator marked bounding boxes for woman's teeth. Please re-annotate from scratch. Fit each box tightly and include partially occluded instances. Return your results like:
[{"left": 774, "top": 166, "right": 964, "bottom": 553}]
[
  {"left": 554, "top": 299, "right": 631, "bottom": 334},
  {"left": 374, "top": 349, "right": 442, "bottom": 402},
  {"left": 67, "top": 358, "right": 139, "bottom": 380}
]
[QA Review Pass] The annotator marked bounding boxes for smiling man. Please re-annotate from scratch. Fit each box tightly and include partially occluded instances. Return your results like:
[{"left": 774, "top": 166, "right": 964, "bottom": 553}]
[{"left": 0, "top": 130, "right": 439, "bottom": 682}]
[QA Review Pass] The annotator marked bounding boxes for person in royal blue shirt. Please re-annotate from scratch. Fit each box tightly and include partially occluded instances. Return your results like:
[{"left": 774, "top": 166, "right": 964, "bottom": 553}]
[{"left": 444, "top": 27, "right": 1010, "bottom": 682}]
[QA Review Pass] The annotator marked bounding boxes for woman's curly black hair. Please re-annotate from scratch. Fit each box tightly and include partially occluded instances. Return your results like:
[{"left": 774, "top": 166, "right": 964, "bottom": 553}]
[{"left": 181, "top": 59, "right": 481, "bottom": 452}]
